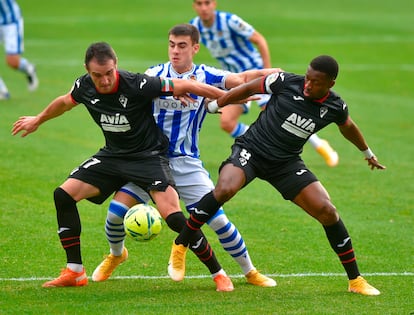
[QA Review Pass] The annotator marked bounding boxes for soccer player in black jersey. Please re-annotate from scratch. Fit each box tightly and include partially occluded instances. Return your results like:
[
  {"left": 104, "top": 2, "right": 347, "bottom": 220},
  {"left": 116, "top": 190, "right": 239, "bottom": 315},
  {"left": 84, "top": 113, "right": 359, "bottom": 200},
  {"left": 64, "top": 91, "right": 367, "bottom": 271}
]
[
  {"left": 12, "top": 42, "right": 230, "bottom": 288},
  {"left": 191, "top": 0, "right": 339, "bottom": 167},
  {"left": 170, "top": 55, "right": 386, "bottom": 295}
]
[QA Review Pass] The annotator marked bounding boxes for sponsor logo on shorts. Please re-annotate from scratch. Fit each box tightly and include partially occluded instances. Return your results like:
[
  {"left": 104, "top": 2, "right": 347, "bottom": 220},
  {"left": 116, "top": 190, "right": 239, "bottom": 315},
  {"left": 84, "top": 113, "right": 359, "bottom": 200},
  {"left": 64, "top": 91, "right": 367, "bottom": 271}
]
[
  {"left": 296, "top": 169, "right": 307, "bottom": 176},
  {"left": 239, "top": 148, "right": 251, "bottom": 166}
]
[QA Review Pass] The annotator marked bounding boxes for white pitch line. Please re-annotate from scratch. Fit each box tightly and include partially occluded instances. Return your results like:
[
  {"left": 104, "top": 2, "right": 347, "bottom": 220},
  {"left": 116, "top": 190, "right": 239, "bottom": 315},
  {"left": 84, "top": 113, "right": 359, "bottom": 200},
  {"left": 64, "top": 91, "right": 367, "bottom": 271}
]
[{"left": 1, "top": 272, "right": 413, "bottom": 282}]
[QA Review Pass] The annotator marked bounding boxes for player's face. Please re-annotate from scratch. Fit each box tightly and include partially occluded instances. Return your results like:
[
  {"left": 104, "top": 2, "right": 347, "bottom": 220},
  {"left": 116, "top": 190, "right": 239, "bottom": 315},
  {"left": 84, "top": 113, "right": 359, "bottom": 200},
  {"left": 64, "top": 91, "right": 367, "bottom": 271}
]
[
  {"left": 193, "top": 0, "right": 216, "bottom": 24},
  {"left": 86, "top": 58, "right": 118, "bottom": 94},
  {"left": 168, "top": 35, "right": 200, "bottom": 73},
  {"left": 303, "top": 66, "right": 335, "bottom": 100}
]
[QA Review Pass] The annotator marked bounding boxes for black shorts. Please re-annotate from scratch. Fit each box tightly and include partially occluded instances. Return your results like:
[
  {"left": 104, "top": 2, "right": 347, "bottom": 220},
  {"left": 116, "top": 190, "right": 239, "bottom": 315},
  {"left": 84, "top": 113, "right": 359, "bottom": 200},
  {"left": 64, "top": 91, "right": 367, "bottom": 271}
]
[
  {"left": 68, "top": 153, "right": 175, "bottom": 204},
  {"left": 220, "top": 144, "right": 318, "bottom": 200}
]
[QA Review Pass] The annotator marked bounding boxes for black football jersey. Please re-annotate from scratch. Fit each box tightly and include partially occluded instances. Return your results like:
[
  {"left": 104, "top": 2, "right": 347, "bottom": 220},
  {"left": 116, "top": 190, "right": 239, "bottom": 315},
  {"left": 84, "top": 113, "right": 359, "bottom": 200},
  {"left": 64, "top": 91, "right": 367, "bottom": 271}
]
[
  {"left": 237, "top": 72, "right": 349, "bottom": 160},
  {"left": 71, "top": 70, "right": 173, "bottom": 157}
]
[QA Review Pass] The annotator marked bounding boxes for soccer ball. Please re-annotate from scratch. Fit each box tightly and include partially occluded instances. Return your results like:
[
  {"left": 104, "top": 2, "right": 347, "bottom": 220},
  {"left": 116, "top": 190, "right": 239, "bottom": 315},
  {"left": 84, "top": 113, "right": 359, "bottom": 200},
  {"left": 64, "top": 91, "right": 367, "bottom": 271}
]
[{"left": 124, "top": 204, "right": 163, "bottom": 241}]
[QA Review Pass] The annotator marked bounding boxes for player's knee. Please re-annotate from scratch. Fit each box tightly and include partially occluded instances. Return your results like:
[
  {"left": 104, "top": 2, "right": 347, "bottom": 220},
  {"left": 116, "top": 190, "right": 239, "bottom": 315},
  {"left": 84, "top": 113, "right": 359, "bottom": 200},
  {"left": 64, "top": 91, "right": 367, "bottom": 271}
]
[
  {"left": 316, "top": 202, "right": 338, "bottom": 225},
  {"left": 6, "top": 56, "right": 19, "bottom": 69},
  {"left": 220, "top": 118, "right": 235, "bottom": 133},
  {"left": 214, "top": 184, "right": 237, "bottom": 203},
  {"left": 165, "top": 212, "right": 186, "bottom": 233},
  {"left": 53, "top": 187, "right": 76, "bottom": 210}
]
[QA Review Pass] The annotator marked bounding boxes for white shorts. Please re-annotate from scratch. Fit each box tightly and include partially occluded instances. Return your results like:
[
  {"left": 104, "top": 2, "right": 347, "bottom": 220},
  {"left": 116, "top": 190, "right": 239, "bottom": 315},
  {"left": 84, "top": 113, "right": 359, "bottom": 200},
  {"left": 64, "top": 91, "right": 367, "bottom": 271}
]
[
  {"left": 121, "top": 156, "right": 215, "bottom": 206},
  {"left": 0, "top": 17, "right": 24, "bottom": 54}
]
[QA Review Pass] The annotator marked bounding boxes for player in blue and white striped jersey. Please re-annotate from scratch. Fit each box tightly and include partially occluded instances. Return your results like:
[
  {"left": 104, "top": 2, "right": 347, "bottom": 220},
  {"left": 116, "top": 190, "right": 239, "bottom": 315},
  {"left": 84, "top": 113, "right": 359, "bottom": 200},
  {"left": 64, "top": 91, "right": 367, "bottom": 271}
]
[
  {"left": 0, "top": 0, "right": 38, "bottom": 99},
  {"left": 148, "top": 62, "right": 226, "bottom": 159},
  {"left": 190, "top": 0, "right": 271, "bottom": 138},
  {"left": 93, "top": 24, "right": 279, "bottom": 289},
  {"left": 190, "top": 6, "right": 267, "bottom": 74},
  {"left": 190, "top": 0, "right": 339, "bottom": 167}
]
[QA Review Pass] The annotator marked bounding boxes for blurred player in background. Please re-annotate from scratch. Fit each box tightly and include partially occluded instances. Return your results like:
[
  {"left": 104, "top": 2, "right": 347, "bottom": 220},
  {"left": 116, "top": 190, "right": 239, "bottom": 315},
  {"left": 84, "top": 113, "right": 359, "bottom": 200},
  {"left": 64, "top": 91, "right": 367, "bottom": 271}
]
[
  {"left": 92, "top": 24, "right": 279, "bottom": 291},
  {"left": 0, "top": 0, "right": 38, "bottom": 99},
  {"left": 190, "top": 0, "right": 338, "bottom": 166}
]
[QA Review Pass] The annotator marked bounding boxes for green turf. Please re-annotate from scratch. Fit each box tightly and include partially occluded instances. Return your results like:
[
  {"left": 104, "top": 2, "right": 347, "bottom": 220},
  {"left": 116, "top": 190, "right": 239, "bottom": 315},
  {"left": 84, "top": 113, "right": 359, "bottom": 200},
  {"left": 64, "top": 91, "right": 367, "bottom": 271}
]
[{"left": 0, "top": 0, "right": 413, "bottom": 314}]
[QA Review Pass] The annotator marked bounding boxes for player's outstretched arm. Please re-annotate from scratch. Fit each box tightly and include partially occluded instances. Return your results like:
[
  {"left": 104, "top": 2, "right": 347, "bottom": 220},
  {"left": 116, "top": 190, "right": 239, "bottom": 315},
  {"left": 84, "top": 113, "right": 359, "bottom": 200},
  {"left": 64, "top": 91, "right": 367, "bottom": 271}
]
[
  {"left": 338, "top": 118, "right": 386, "bottom": 170},
  {"left": 225, "top": 68, "right": 283, "bottom": 89},
  {"left": 12, "top": 93, "right": 76, "bottom": 137},
  {"left": 206, "top": 78, "right": 263, "bottom": 113},
  {"left": 171, "top": 78, "right": 225, "bottom": 100}
]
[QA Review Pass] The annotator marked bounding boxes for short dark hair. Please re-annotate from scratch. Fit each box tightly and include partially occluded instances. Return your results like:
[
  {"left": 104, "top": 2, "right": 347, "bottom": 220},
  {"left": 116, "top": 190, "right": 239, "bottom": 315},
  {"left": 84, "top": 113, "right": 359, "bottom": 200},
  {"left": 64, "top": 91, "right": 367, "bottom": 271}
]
[
  {"left": 85, "top": 42, "right": 117, "bottom": 66},
  {"left": 310, "top": 55, "right": 339, "bottom": 80},
  {"left": 169, "top": 24, "right": 200, "bottom": 44}
]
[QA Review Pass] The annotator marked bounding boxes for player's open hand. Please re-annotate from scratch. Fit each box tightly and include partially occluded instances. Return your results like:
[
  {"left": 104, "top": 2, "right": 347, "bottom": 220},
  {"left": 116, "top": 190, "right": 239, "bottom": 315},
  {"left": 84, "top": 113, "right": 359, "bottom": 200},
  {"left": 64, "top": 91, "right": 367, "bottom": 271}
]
[
  {"left": 366, "top": 156, "right": 386, "bottom": 170},
  {"left": 174, "top": 94, "right": 196, "bottom": 106},
  {"left": 12, "top": 116, "right": 39, "bottom": 137}
]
